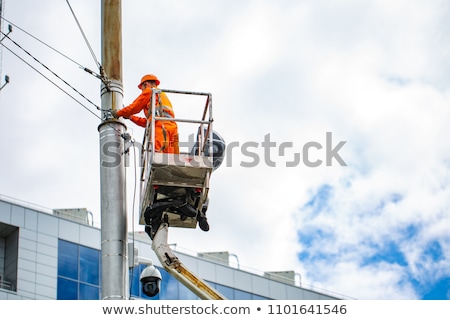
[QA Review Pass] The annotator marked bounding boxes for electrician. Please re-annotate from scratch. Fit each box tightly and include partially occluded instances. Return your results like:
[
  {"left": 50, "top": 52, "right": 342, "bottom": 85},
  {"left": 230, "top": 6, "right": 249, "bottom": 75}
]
[{"left": 112, "top": 74, "right": 179, "bottom": 154}]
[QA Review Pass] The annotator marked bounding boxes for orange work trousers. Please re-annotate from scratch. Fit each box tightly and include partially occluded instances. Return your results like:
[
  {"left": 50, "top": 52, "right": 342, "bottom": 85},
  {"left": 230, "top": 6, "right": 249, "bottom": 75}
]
[{"left": 155, "top": 122, "right": 179, "bottom": 154}]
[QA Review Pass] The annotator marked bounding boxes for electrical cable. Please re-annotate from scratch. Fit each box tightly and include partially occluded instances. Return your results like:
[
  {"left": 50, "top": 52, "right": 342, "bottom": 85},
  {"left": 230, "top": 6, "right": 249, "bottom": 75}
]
[
  {"left": 128, "top": 137, "right": 139, "bottom": 299},
  {"left": 66, "top": 0, "right": 101, "bottom": 70},
  {"left": 60, "top": 2, "right": 125, "bottom": 137},
  {"left": 1, "top": 41, "right": 102, "bottom": 120},
  {"left": 1, "top": 31, "right": 102, "bottom": 112},
  {"left": 3, "top": 5, "right": 142, "bottom": 297},
  {"left": 1, "top": 5, "right": 131, "bottom": 139},
  {"left": 65, "top": 0, "right": 108, "bottom": 84},
  {"left": 0, "top": 15, "right": 97, "bottom": 76},
  {"left": 1, "top": 33, "right": 128, "bottom": 138}
]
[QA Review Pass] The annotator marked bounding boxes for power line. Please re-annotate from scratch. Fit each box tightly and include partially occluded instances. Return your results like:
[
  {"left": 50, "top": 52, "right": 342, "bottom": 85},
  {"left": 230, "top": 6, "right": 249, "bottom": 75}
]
[
  {"left": 1, "top": 31, "right": 102, "bottom": 112},
  {"left": 0, "top": 8, "right": 130, "bottom": 139},
  {"left": 65, "top": 0, "right": 101, "bottom": 70},
  {"left": 0, "top": 15, "right": 102, "bottom": 80},
  {"left": 65, "top": 0, "right": 108, "bottom": 84},
  {"left": 1, "top": 40, "right": 102, "bottom": 120},
  {"left": 2, "top": 39, "right": 129, "bottom": 138},
  {"left": 1, "top": 16, "right": 83, "bottom": 69}
]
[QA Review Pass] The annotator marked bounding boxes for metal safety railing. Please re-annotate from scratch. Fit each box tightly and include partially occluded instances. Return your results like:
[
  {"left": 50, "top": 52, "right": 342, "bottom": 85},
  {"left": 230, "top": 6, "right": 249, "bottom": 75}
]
[
  {"left": 140, "top": 88, "right": 213, "bottom": 182},
  {"left": 139, "top": 89, "right": 215, "bottom": 224}
]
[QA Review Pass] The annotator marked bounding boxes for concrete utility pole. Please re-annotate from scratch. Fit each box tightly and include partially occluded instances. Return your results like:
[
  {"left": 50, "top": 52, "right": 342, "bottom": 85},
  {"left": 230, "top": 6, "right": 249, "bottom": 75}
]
[{"left": 98, "top": 0, "right": 128, "bottom": 300}]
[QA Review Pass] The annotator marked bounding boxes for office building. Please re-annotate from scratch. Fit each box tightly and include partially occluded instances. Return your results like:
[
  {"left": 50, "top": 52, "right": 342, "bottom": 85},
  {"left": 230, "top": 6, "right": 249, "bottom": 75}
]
[{"left": 0, "top": 195, "right": 341, "bottom": 300}]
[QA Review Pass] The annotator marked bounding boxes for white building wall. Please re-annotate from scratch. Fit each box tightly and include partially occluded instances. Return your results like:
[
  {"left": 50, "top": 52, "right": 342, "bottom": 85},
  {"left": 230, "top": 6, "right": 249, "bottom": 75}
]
[{"left": 0, "top": 197, "right": 341, "bottom": 300}]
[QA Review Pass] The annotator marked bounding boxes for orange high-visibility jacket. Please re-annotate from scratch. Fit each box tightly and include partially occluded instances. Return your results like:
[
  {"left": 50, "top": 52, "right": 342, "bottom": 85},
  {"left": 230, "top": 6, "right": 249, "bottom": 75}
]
[{"left": 116, "top": 87, "right": 175, "bottom": 128}]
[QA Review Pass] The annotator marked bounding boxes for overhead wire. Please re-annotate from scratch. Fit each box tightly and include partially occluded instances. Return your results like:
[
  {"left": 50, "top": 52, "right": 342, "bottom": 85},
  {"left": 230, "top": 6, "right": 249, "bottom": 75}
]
[
  {"left": 0, "top": 30, "right": 127, "bottom": 137},
  {"left": 0, "top": 15, "right": 99, "bottom": 78},
  {"left": 65, "top": 0, "right": 106, "bottom": 82},
  {"left": 0, "top": 13, "right": 104, "bottom": 112},
  {"left": 0, "top": 14, "right": 129, "bottom": 138},
  {"left": 0, "top": 31, "right": 103, "bottom": 114},
  {"left": 128, "top": 138, "right": 139, "bottom": 299},
  {"left": 2, "top": 3, "right": 139, "bottom": 250},
  {"left": 1, "top": 38, "right": 102, "bottom": 121}
]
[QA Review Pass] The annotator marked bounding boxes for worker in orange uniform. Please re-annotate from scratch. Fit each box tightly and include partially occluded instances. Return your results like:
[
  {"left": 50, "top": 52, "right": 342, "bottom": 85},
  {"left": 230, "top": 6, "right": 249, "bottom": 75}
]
[{"left": 112, "top": 74, "right": 179, "bottom": 153}]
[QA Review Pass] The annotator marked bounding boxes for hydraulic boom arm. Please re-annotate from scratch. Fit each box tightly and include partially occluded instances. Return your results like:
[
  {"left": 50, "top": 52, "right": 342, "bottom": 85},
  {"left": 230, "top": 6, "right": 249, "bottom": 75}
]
[{"left": 151, "top": 220, "right": 227, "bottom": 300}]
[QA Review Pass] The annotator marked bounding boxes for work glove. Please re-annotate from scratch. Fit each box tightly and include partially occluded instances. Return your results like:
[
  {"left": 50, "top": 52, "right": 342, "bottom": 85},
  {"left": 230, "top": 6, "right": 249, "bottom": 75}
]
[{"left": 111, "top": 109, "right": 119, "bottom": 118}]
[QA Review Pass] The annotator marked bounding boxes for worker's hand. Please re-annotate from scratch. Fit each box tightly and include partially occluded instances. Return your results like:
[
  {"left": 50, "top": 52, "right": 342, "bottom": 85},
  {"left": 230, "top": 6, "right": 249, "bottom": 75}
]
[{"left": 111, "top": 109, "right": 119, "bottom": 118}]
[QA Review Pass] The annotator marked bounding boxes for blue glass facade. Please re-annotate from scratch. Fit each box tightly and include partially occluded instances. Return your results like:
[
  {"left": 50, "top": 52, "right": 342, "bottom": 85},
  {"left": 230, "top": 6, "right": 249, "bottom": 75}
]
[
  {"left": 57, "top": 239, "right": 269, "bottom": 300},
  {"left": 57, "top": 239, "right": 101, "bottom": 300}
]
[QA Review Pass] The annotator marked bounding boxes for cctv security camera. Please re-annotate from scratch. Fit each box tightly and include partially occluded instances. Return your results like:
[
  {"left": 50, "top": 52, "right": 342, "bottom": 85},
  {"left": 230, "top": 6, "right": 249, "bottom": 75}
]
[{"left": 140, "top": 264, "right": 162, "bottom": 297}]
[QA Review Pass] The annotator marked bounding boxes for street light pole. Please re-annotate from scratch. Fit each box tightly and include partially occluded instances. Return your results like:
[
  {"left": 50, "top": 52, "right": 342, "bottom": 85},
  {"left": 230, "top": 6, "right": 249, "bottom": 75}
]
[{"left": 98, "top": 0, "right": 128, "bottom": 300}]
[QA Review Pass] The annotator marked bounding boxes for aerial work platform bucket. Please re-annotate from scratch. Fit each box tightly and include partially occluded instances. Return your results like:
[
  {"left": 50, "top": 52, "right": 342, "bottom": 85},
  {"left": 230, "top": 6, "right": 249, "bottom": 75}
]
[{"left": 139, "top": 89, "right": 224, "bottom": 239}]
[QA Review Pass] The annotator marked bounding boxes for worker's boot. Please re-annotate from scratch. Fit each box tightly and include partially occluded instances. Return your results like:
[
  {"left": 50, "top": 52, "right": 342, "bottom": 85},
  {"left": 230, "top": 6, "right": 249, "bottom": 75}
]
[{"left": 197, "top": 211, "right": 209, "bottom": 232}]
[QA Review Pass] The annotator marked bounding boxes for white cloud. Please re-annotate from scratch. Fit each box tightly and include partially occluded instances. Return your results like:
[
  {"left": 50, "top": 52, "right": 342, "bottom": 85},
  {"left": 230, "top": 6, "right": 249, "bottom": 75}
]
[{"left": 1, "top": 0, "right": 450, "bottom": 300}]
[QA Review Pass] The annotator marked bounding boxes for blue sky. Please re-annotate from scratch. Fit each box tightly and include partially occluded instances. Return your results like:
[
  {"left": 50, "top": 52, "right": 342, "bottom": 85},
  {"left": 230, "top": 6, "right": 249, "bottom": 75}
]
[
  {"left": 298, "top": 183, "right": 449, "bottom": 299},
  {"left": 1, "top": 0, "right": 450, "bottom": 300}
]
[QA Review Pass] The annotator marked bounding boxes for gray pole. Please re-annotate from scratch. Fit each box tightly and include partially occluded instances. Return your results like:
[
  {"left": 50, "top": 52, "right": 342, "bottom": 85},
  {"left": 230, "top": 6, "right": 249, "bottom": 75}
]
[{"left": 99, "top": 0, "right": 128, "bottom": 300}]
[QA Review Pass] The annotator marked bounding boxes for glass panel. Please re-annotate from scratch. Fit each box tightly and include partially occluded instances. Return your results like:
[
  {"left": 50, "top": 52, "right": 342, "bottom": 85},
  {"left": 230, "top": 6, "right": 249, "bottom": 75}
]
[
  {"left": 58, "top": 240, "right": 78, "bottom": 280},
  {"left": 178, "top": 281, "right": 199, "bottom": 300},
  {"left": 234, "top": 289, "right": 252, "bottom": 300},
  {"left": 57, "top": 277, "right": 78, "bottom": 300},
  {"left": 158, "top": 268, "right": 178, "bottom": 300},
  {"left": 79, "top": 283, "right": 100, "bottom": 300},
  {"left": 215, "top": 283, "right": 234, "bottom": 300},
  {"left": 80, "top": 246, "right": 99, "bottom": 285}
]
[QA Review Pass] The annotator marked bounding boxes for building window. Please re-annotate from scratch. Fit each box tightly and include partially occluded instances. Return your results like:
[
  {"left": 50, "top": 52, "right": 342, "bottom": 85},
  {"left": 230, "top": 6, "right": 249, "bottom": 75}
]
[
  {"left": 57, "top": 277, "right": 77, "bottom": 300},
  {"left": 57, "top": 240, "right": 78, "bottom": 280},
  {"left": 128, "top": 263, "right": 266, "bottom": 300},
  {"left": 56, "top": 239, "right": 266, "bottom": 300},
  {"left": 57, "top": 239, "right": 100, "bottom": 300},
  {"left": 0, "top": 222, "right": 18, "bottom": 292},
  {"left": 79, "top": 246, "right": 100, "bottom": 286}
]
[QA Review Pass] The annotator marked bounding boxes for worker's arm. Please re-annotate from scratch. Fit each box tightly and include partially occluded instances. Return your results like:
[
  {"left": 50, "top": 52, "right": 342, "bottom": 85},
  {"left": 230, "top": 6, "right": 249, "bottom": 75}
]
[
  {"left": 129, "top": 115, "right": 147, "bottom": 127},
  {"left": 117, "top": 88, "right": 152, "bottom": 118}
]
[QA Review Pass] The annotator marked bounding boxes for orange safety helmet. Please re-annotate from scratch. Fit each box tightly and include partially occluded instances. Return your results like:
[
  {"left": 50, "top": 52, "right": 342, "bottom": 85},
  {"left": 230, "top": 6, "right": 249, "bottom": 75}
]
[{"left": 138, "top": 74, "right": 160, "bottom": 89}]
